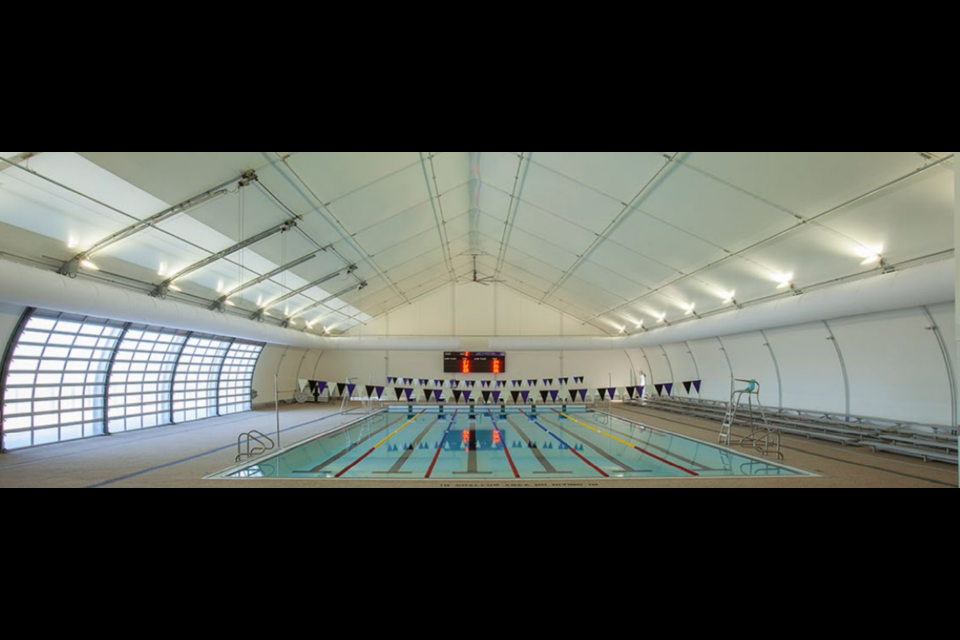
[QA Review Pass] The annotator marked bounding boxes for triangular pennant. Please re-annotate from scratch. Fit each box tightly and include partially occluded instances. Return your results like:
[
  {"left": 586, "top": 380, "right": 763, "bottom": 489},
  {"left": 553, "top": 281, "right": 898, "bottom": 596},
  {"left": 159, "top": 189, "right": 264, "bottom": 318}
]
[
  {"left": 346, "top": 384, "right": 356, "bottom": 397},
  {"left": 492, "top": 391, "right": 502, "bottom": 403},
  {"left": 337, "top": 383, "right": 347, "bottom": 396},
  {"left": 308, "top": 380, "right": 318, "bottom": 393},
  {"left": 578, "top": 389, "right": 588, "bottom": 401},
  {"left": 317, "top": 382, "right": 328, "bottom": 395},
  {"left": 366, "top": 385, "right": 376, "bottom": 397},
  {"left": 550, "top": 390, "right": 559, "bottom": 402},
  {"left": 463, "top": 390, "right": 472, "bottom": 403},
  {"left": 387, "top": 377, "right": 394, "bottom": 385},
  {"left": 664, "top": 383, "right": 673, "bottom": 397},
  {"left": 559, "top": 378, "right": 569, "bottom": 386},
  {"left": 375, "top": 386, "right": 385, "bottom": 399},
  {"left": 453, "top": 390, "right": 463, "bottom": 403},
  {"left": 636, "top": 386, "right": 645, "bottom": 399},
  {"left": 435, "top": 380, "right": 443, "bottom": 387},
  {"left": 405, "top": 388, "right": 415, "bottom": 401},
  {"left": 655, "top": 384, "right": 664, "bottom": 396},
  {"left": 521, "top": 390, "right": 531, "bottom": 403},
  {"left": 540, "top": 390, "right": 550, "bottom": 403},
  {"left": 542, "top": 379, "right": 551, "bottom": 386},
  {"left": 626, "top": 386, "right": 637, "bottom": 399},
  {"left": 570, "top": 390, "right": 579, "bottom": 402},
  {"left": 511, "top": 391, "right": 521, "bottom": 403},
  {"left": 527, "top": 380, "right": 537, "bottom": 387},
  {"left": 683, "top": 381, "right": 692, "bottom": 394},
  {"left": 598, "top": 388, "right": 609, "bottom": 401},
  {"left": 482, "top": 391, "right": 492, "bottom": 404},
  {"left": 497, "top": 381, "right": 506, "bottom": 388},
  {"left": 575, "top": 377, "right": 584, "bottom": 384},
  {"left": 608, "top": 387, "right": 617, "bottom": 400},
  {"left": 693, "top": 380, "right": 702, "bottom": 394},
  {"left": 450, "top": 380, "right": 459, "bottom": 388}
]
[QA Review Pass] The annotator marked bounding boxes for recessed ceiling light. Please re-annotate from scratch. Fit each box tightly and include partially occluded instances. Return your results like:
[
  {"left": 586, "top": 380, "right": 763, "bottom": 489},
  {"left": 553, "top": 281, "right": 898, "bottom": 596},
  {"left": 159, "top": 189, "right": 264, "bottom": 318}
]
[
  {"left": 776, "top": 274, "right": 794, "bottom": 290},
  {"left": 685, "top": 303, "right": 696, "bottom": 316},
  {"left": 722, "top": 290, "right": 736, "bottom": 304},
  {"left": 657, "top": 313, "right": 667, "bottom": 323}
]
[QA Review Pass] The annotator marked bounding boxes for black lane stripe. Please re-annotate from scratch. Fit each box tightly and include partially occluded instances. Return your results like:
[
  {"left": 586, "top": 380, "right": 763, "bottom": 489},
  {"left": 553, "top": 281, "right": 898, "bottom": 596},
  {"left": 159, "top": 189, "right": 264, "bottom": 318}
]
[
  {"left": 539, "top": 415, "right": 649, "bottom": 474},
  {"left": 620, "top": 406, "right": 956, "bottom": 488},
  {"left": 376, "top": 417, "right": 441, "bottom": 475},
  {"left": 295, "top": 416, "right": 404, "bottom": 474},
  {"left": 505, "top": 416, "right": 570, "bottom": 474},
  {"left": 453, "top": 416, "right": 492, "bottom": 475}
]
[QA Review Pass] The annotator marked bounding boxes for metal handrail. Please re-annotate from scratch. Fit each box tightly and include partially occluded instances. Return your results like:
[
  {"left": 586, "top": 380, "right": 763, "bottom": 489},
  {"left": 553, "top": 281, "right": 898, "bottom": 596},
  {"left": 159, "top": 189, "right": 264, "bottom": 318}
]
[{"left": 236, "top": 430, "right": 276, "bottom": 463}]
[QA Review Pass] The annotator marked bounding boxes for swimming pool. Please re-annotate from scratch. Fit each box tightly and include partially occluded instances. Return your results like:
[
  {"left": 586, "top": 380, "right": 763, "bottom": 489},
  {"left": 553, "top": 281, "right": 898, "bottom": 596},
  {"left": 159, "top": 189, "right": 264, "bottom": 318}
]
[{"left": 214, "top": 406, "right": 807, "bottom": 481}]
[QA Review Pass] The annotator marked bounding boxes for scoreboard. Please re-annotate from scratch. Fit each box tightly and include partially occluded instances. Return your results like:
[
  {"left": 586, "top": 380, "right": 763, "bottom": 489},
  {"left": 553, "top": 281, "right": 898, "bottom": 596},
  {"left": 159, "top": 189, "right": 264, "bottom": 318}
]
[{"left": 444, "top": 352, "right": 506, "bottom": 374}]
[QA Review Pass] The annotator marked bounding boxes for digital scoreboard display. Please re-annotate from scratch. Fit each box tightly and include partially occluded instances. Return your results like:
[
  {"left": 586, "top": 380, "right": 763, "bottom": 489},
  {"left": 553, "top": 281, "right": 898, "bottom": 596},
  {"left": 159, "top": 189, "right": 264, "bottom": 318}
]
[{"left": 443, "top": 352, "right": 506, "bottom": 374}]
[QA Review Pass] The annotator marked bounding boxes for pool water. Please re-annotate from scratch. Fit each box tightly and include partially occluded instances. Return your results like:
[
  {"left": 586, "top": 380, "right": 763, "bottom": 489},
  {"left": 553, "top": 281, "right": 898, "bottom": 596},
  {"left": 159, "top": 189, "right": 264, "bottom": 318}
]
[{"left": 219, "top": 407, "right": 805, "bottom": 480}]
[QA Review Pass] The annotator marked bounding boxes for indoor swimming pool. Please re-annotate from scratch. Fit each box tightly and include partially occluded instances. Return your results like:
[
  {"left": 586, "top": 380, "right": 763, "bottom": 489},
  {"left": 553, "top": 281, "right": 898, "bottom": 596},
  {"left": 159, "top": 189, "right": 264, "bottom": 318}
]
[{"left": 215, "top": 407, "right": 808, "bottom": 481}]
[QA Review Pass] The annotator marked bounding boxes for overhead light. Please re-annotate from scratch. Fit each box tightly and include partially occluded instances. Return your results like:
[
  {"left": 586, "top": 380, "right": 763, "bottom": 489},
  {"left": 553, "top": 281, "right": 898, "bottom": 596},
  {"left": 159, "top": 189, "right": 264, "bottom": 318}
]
[
  {"left": 67, "top": 236, "right": 79, "bottom": 249},
  {"left": 225, "top": 300, "right": 236, "bottom": 307},
  {"left": 168, "top": 284, "right": 183, "bottom": 293},
  {"left": 619, "top": 326, "right": 627, "bottom": 334},
  {"left": 635, "top": 320, "right": 644, "bottom": 330},
  {"left": 856, "top": 244, "right": 884, "bottom": 266},
  {"left": 324, "top": 327, "right": 331, "bottom": 334},
  {"left": 264, "top": 311, "right": 273, "bottom": 318},
  {"left": 216, "top": 280, "right": 225, "bottom": 294},
  {"left": 256, "top": 295, "right": 264, "bottom": 307},
  {"left": 722, "top": 290, "right": 736, "bottom": 304},
  {"left": 776, "top": 274, "right": 794, "bottom": 290},
  {"left": 685, "top": 303, "right": 696, "bottom": 316},
  {"left": 288, "top": 319, "right": 297, "bottom": 326},
  {"left": 80, "top": 260, "right": 99, "bottom": 271},
  {"left": 656, "top": 313, "right": 667, "bottom": 324},
  {"left": 861, "top": 253, "right": 883, "bottom": 266}
]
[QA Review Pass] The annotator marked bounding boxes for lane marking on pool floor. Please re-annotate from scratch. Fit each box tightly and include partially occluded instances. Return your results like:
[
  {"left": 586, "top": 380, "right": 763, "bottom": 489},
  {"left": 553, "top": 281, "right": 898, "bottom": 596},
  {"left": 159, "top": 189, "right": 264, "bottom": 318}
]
[
  {"left": 487, "top": 411, "right": 520, "bottom": 479},
  {"left": 296, "top": 415, "right": 405, "bottom": 474},
  {"left": 553, "top": 410, "right": 699, "bottom": 477},
  {"left": 425, "top": 409, "right": 459, "bottom": 479},
  {"left": 518, "top": 410, "right": 609, "bottom": 478},
  {"left": 538, "top": 415, "right": 650, "bottom": 474},
  {"left": 374, "top": 416, "right": 442, "bottom": 475},
  {"left": 335, "top": 410, "right": 426, "bottom": 478}
]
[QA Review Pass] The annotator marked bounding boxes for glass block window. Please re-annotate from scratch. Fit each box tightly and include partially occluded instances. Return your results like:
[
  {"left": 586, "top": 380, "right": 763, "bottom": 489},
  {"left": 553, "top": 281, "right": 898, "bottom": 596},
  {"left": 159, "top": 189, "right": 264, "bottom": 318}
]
[
  {"left": 108, "top": 326, "right": 189, "bottom": 433},
  {"left": 172, "top": 334, "right": 231, "bottom": 424},
  {"left": 219, "top": 341, "right": 264, "bottom": 415},
  {"left": 3, "top": 308, "right": 265, "bottom": 451},
  {"left": 2, "top": 310, "right": 125, "bottom": 449}
]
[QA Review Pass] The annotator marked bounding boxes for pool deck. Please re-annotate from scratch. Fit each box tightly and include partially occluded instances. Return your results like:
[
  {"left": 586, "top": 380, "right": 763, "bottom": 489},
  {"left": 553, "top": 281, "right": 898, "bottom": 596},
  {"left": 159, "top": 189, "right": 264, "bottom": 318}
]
[{"left": 0, "top": 403, "right": 956, "bottom": 488}]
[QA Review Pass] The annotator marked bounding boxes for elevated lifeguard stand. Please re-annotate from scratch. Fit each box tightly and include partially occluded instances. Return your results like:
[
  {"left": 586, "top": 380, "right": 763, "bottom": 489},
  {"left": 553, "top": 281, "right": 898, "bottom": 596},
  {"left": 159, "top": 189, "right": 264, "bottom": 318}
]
[{"left": 718, "top": 377, "right": 782, "bottom": 460}]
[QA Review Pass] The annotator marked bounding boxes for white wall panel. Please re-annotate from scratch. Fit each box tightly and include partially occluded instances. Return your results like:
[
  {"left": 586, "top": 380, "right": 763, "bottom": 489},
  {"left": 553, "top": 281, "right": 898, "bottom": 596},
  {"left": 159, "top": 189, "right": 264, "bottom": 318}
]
[
  {"left": 762, "top": 322, "right": 846, "bottom": 415},
  {"left": 640, "top": 346, "right": 672, "bottom": 389},
  {"left": 455, "top": 284, "right": 495, "bottom": 336},
  {"left": 252, "top": 344, "right": 286, "bottom": 404},
  {"left": 277, "top": 348, "right": 308, "bottom": 400},
  {"left": 829, "top": 309, "right": 952, "bottom": 425},
  {"left": 720, "top": 332, "right": 781, "bottom": 408},
  {"left": 687, "top": 338, "right": 732, "bottom": 403},
  {"left": 662, "top": 343, "right": 700, "bottom": 397}
]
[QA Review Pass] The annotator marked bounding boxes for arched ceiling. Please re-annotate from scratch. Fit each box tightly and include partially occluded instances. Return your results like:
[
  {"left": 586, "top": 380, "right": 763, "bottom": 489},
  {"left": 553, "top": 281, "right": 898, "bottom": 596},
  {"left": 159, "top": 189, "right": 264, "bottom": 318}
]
[{"left": 0, "top": 151, "right": 953, "bottom": 337}]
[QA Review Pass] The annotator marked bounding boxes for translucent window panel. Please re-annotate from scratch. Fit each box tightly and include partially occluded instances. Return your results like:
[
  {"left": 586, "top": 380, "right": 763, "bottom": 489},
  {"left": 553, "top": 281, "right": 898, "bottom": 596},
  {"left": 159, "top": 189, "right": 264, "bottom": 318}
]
[
  {"left": 173, "top": 334, "right": 231, "bottom": 423},
  {"left": 2, "top": 310, "right": 124, "bottom": 449},
  {"left": 219, "top": 342, "right": 263, "bottom": 415},
  {"left": 107, "top": 325, "right": 188, "bottom": 434}
]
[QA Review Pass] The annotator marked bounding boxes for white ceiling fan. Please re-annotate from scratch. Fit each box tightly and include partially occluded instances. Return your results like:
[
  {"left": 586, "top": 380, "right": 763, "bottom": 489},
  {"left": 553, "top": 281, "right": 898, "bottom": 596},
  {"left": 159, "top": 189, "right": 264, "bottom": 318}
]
[{"left": 459, "top": 255, "right": 507, "bottom": 286}]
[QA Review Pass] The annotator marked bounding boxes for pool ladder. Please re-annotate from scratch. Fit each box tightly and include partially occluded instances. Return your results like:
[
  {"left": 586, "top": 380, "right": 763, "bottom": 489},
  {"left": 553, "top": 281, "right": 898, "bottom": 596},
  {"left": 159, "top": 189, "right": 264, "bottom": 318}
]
[{"left": 236, "top": 430, "right": 276, "bottom": 463}]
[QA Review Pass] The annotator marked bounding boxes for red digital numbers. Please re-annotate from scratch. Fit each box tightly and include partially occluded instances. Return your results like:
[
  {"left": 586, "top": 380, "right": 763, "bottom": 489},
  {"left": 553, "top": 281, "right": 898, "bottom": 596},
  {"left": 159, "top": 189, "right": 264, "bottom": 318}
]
[
  {"left": 462, "top": 358, "right": 471, "bottom": 374},
  {"left": 492, "top": 358, "right": 501, "bottom": 374}
]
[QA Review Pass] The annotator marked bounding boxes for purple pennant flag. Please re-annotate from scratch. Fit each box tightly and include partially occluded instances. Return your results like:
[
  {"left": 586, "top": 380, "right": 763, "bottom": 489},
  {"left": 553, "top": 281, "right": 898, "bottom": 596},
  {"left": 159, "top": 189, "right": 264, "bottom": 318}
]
[
  {"left": 492, "top": 391, "right": 502, "bottom": 403},
  {"left": 540, "top": 390, "right": 550, "bottom": 403},
  {"left": 346, "top": 384, "right": 357, "bottom": 397},
  {"left": 655, "top": 384, "right": 664, "bottom": 396},
  {"left": 463, "top": 390, "right": 472, "bottom": 403},
  {"left": 497, "top": 381, "right": 505, "bottom": 388},
  {"left": 512, "top": 381, "right": 521, "bottom": 388},
  {"left": 405, "top": 388, "right": 416, "bottom": 401},
  {"left": 637, "top": 386, "right": 645, "bottom": 398},
  {"left": 316, "top": 382, "right": 328, "bottom": 395},
  {"left": 520, "top": 390, "right": 531, "bottom": 403},
  {"left": 375, "top": 386, "right": 384, "bottom": 399},
  {"left": 527, "top": 380, "right": 537, "bottom": 387},
  {"left": 693, "top": 380, "right": 702, "bottom": 394},
  {"left": 387, "top": 377, "right": 394, "bottom": 384},
  {"left": 664, "top": 383, "right": 673, "bottom": 397},
  {"left": 577, "top": 389, "right": 588, "bottom": 402},
  {"left": 435, "top": 380, "right": 443, "bottom": 387},
  {"left": 550, "top": 390, "right": 559, "bottom": 402},
  {"left": 608, "top": 387, "right": 617, "bottom": 400},
  {"left": 450, "top": 380, "right": 459, "bottom": 388},
  {"left": 559, "top": 378, "right": 569, "bottom": 386},
  {"left": 419, "top": 379, "right": 428, "bottom": 387}
]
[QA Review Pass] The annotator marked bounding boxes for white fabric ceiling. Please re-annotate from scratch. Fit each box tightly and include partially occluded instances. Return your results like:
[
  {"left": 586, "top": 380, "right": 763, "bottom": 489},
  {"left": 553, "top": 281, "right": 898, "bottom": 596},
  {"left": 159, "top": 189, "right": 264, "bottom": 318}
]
[{"left": 0, "top": 151, "right": 953, "bottom": 336}]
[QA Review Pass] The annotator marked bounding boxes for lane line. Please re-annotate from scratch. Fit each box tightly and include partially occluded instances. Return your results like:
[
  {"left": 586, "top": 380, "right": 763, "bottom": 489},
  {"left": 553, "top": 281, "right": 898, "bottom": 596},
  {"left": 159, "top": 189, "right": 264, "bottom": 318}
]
[
  {"left": 519, "top": 410, "right": 609, "bottom": 478},
  {"left": 554, "top": 409, "right": 699, "bottom": 477},
  {"left": 539, "top": 415, "right": 648, "bottom": 474},
  {"left": 375, "top": 417, "right": 441, "bottom": 475},
  {"left": 296, "top": 416, "right": 404, "bottom": 473},
  {"left": 488, "top": 411, "right": 520, "bottom": 478},
  {"left": 601, "top": 422, "right": 714, "bottom": 471},
  {"left": 335, "top": 410, "right": 426, "bottom": 478},
  {"left": 425, "top": 409, "right": 459, "bottom": 479},
  {"left": 505, "top": 416, "right": 569, "bottom": 474}
]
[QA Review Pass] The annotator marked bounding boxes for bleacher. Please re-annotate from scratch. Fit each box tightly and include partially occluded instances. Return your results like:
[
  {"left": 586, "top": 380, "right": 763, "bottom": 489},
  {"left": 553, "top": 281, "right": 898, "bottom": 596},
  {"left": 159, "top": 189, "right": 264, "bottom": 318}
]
[{"left": 630, "top": 395, "right": 958, "bottom": 465}]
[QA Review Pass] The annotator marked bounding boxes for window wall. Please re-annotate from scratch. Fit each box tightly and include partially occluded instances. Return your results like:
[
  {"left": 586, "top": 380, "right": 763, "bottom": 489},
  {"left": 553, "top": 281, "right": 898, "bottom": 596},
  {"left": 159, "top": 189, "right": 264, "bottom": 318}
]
[{"left": 2, "top": 308, "right": 265, "bottom": 451}]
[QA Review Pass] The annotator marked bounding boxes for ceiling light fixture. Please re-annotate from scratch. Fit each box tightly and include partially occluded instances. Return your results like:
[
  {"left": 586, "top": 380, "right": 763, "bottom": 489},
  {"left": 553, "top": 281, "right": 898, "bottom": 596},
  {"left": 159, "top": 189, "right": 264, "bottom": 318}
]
[
  {"left": 776, "top": 274, "right": 794, "bottom": 290},
  {"left": 67, "top": 236, "right": 79, "bottom": 249},
  {"left": 80, "top": 260, "right": 99, "bottom": 271},
  {"left": 225, "top": 300, "right": 236, "bottom": 307},
  {"left": 216, "top": 280, "right": 225, "bottom": 294},
  {"left": 722, "top": 290, "right": 736, "bottom": 304},
  {"left": 158, "top": 262, "right": 168, "bottom": 277},
  {"left": 168, "top": 284, "right": 183, "bottom": 293}
]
